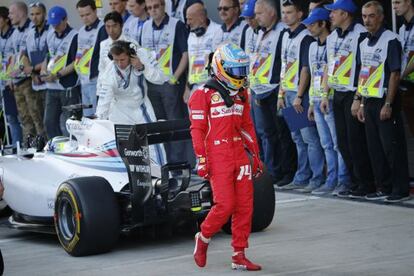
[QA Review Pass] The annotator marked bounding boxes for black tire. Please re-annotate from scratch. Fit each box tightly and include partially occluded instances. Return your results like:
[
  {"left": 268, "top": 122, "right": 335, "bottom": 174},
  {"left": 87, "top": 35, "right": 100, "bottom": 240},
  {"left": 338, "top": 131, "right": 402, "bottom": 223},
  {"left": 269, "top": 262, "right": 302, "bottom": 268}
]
[
  {"left": 0, "top": 200, "right": 11, "bottom": 218},
  {"left": 54, "top": 177, "right": 120, "bottom": 256},
  {"left": 0, "top": 247, "right": 3, "bottom": 276},
  {"left": 222, "top": 171, "right": 276, "bottom": 234}
]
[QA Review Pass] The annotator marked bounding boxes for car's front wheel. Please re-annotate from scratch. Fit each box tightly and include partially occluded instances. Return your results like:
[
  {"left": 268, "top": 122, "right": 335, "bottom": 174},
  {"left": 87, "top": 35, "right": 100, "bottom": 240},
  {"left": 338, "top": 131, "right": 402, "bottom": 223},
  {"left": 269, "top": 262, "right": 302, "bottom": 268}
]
[{"left": 54, "top": 176, "right": 120, "bottom": 256}]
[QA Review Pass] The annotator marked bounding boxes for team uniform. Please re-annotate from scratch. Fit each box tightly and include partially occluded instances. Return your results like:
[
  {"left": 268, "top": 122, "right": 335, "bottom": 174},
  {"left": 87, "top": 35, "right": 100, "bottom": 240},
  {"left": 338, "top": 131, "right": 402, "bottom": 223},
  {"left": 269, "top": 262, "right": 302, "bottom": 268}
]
[
  {"left": 0, "top": 26, "right": 22, "bottom": 145},
  {"left": 74, "top": 18, "right": 108, "bottom": 116},
  {"left": 279, "top": 24, "right": 325, "bottom": 190},
  {"left": 96, "top": 53, "right": 167, "bottom": 166},
  {"left": 357, "top": 28, "right": 410, "bottom": 200},
  {"left": 44, "top": 25, "right": 80, "bottom": 138},
  {"left": 326, "top": 22, "right": 375, "bottom": 195}
]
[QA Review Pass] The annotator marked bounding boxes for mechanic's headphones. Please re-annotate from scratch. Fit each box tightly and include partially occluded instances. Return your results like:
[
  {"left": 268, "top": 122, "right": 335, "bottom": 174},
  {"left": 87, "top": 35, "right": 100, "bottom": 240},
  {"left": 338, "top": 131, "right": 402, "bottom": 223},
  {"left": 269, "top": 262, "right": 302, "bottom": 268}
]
[{"left": 107, "top": 40, "right": 138, "bottom": 61}]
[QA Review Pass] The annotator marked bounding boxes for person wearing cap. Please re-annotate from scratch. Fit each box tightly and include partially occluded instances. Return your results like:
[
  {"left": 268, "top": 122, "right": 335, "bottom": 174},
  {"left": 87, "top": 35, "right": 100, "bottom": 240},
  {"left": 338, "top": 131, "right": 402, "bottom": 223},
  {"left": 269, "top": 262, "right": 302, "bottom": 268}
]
[
  {"left": 40, "top": 5, "right": 80, "bottom": 138},
  {"left": 356, "top": 1, "right": 410, "bottom": 202},
  {"left": 240, "top": 0, "right": 259, "bottom": 56},
  {"left": 393, "top": 0, "right": 414, "bottom": 138},
  {"left": 277, "top": 0, "right": 325, "bottom": 193},
  {"left": 321, "top": 0, "right": 375, "bottom": 198},
  {"left": 123, "top": 0, "right": 148, "bottom": 43},
  {"left": 249, "top": 0, "right": 297, "bottom": 187},
  {"left": 304, "top": 7, "right": 350, "bottom": 195},
  {"left": 8, "top": 1, "right": 45, "bottom": 143},
  {"left": 185, "top": 2, "right": 220, "bottom": 101},
  {"left": 0, "top": 6, "right": 22, "bottom": 146},
  {"left": 75, "top": 0, "right": 108, "bottom": 117},
  {"left": 216, "top": 0, "right": 248, "bottom": 47}
]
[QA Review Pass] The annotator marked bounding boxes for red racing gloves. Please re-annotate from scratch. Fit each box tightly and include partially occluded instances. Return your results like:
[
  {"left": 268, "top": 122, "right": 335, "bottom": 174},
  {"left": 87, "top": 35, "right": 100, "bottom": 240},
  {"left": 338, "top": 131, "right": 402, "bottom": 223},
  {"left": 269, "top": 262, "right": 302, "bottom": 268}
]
[
  {"left": 197, "top": 156, "right": 209, "bottom": 179},
  {"left": 252, "top": 154, "right": 263, "bottom": 178}
]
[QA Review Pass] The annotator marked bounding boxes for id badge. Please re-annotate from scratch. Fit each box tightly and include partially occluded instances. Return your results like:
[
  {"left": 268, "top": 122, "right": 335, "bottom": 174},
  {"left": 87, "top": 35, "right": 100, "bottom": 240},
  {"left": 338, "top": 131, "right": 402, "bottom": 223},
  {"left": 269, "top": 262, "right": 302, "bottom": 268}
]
[
  {"left": 328, "top": 56, "right": 336, "bottom": 75},
  {"left": 281, "top": 62, "right": 286, "bottom": 79},
  {"left": 313, "top": 75, "right": 322, "bottom": 91}
]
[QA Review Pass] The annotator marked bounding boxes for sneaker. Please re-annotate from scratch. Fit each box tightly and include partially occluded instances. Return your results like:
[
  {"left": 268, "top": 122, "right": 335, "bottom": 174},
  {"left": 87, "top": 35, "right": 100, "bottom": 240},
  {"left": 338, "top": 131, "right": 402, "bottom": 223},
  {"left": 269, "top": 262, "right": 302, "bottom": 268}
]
[
  {"left": 348, "top": 188, "right": 368, "bottom": 199},
  {"left": 332, "top": 183, "right": 350, "bottom": 196},
  {"left": 365, "top": 191, "right": 390, "bottom": 201},
  {"left": 311, "top": 183, "right": 336, "bottom": 195},
  {"left": 278, "top": 182, "right": 307, "bottom": 190},
  {"left": 231, "top": 252, "right": 262, "bottom": 271},
  {"left": 298, "top": 182, "right": 322, "bottom": 193},
  {"left": 193, "top": 232, "right": 210, "bottom": 267},
  {"left": 384, "top": 195, "right": 411, "bottom": 203},
  {"left": 275, "top": 175, "right": 294, "bottom": 188}
]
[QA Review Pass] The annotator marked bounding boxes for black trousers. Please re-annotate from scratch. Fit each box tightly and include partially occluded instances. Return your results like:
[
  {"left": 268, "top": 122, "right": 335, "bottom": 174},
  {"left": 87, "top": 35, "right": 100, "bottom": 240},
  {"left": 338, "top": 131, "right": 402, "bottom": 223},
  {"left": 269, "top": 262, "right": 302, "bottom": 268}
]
[
  {"left": 364, "top": 95, "right": 410, "bottom": 196},
  {"left": 333, "top": 91, "right": 375, "bottom": 192}
]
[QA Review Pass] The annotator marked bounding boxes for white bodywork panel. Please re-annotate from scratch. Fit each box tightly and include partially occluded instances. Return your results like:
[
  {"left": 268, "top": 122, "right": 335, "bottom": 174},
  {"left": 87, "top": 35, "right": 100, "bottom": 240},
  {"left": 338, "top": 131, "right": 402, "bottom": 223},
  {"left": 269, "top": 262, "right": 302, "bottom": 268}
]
[{"left": 0, "top": 118, "right": 159, "bottom": 218}]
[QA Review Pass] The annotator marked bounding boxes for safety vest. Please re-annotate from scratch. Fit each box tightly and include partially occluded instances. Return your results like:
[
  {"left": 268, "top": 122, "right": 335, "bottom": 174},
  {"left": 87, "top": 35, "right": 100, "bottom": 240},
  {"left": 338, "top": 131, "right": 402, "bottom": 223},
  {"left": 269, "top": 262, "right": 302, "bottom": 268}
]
[
  {"left": 188, "top": 21, "right": 220, "bottom": 85},
  {"left": 0, "top": 27, "right": 15, "bottom": 85},
  {"left": 327, "top": 23, "right": 366, "bottom": 91},
  {"left": 141, "top": 16, "right": 178, "bottom": 78},
  {"left": 243, "top": 26, "right": 259, "bottom": 56},
  {"left": 280, "top": 28, "right": 309, "bottom": 91},
  {"left": 26, "top": 24, "right": 50, "bottom": 91},
  {"left": 46, "top": 27, "right": 78, "bottom": 90},
  {"left": 216, "top": 18, "right": 247, "bottom": 47},
  {"left": 10, "top": 19, "right": 32, "bottom": 83},
  {"left": 75, "top": 20, "right": 104, "bottom": 83},
  {"left": 172, "top": 0, "right": 187, "bottom": 22},
  {"left": 123, "top": 16, "right": 147, "bottom": 44},
  {"left": 399, "top": 23, "right": 414, "bottom": 82},
  {"left": 308, "top": 40, "right": 333, "bottom": 100},
  {"left": 249, "top": 22, "right": 284, "bottom": 95},
  {"left": 357, "top": 30, "right": 396, "bottom": 99}
]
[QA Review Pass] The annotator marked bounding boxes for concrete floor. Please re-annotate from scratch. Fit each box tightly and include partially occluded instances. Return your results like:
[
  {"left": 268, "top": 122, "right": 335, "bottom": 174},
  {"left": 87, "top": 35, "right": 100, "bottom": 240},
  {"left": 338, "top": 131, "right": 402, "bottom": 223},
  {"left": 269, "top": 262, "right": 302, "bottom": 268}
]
[{"left": 0, "top": 192, "right": 413, "bottom": 276}]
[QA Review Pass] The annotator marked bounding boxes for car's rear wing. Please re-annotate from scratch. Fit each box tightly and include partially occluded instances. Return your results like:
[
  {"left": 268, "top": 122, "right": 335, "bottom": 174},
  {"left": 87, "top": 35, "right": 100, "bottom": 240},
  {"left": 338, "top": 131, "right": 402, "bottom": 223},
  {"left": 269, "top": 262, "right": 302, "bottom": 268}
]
[{"left": 114, "top": 119, "right": 192, "bottom": 223}]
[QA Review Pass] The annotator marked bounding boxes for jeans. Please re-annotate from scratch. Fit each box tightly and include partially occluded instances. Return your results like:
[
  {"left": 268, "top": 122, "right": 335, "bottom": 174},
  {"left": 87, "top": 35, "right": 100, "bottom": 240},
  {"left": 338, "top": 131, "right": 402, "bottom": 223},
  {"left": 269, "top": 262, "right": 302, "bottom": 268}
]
[
  {"left": 6, "top": 115, "right": 22, "bottom": 146},
  {"left": 2, "top": 86, "right": 22, "bottom": 145},
  {"left": 80, "top": 80, "right": 97, "bottom": 117},
  {"left": 285, "top": 91, "right": 325, "bottom": 185},
  {"left": 313, "top": 99, "right": 350, "bottom": 186},
  {"left": 44, "top": 87, "right": 81, "bottom": 139}
]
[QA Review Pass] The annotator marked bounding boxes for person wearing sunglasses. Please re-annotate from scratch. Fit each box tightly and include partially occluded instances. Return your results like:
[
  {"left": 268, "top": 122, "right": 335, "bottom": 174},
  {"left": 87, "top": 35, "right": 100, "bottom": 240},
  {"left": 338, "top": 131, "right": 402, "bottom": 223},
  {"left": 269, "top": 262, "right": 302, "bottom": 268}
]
[
  {"left": 75, "top": 0, "right": 108, "bottom": 117},
  {"left": 277, "top": 0, "right": 326, "bottom": 193},
  {"left": 216, "top": 0, "right": 248, "bottom": 47},
  {"left": 40, "top": 6, "right": 80, "bottom": 139},
  {"left": 0, "top": 6, "right": 23, "bottom": 146},
  {"left": 9, "top": 1, "right": 46, "bottom": 143},
  {"left": 141, "top": 0, "right": 190, "bottom": 165}
]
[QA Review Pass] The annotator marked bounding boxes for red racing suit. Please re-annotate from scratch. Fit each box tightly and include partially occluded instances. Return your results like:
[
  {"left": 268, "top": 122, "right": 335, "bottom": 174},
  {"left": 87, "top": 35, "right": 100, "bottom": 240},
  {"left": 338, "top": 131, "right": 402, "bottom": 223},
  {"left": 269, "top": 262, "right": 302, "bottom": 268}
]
[{"left": 188, "top": 86, "right": 260, "bottom": 250}]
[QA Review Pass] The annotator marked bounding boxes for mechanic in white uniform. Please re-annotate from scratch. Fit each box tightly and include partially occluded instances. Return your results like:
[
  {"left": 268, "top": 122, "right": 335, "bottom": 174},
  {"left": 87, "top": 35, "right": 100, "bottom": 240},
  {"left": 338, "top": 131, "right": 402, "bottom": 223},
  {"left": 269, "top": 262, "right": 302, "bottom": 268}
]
[{"left": 96, "top": 40, "right": 168, "bottom": 165}]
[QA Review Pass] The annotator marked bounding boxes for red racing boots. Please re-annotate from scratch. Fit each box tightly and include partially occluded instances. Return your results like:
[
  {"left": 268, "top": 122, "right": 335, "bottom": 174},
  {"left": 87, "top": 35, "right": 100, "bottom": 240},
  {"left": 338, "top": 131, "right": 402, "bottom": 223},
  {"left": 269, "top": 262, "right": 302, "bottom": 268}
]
[
  {"left": 193, "top": 232, "right": 210, "bottom": 267},
  {"left": 231, "top": 251, "right": 262, "bottom": 271}
]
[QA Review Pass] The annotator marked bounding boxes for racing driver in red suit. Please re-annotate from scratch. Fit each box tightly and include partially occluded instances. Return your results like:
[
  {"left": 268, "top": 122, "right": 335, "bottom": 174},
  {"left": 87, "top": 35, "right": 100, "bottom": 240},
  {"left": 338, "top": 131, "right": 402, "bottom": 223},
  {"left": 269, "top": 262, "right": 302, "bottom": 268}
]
[{"left": 189, "top": 43, "right": 263, "bottom": 271}]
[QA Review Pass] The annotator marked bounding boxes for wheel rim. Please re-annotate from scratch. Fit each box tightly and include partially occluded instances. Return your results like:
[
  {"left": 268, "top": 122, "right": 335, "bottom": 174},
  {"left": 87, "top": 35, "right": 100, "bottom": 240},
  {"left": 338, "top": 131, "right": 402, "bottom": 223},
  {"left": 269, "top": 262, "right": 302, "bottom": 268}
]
[{"left": 58, "top": 198, "right": 76, "bottom": 241}]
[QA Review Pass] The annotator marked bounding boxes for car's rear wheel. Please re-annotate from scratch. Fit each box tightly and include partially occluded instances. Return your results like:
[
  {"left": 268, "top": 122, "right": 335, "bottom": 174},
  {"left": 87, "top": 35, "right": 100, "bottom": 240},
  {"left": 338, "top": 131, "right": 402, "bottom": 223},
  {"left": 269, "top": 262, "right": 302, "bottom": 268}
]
[
  {"left": 222, "top": 170, "right": 275, "bottom": 234},
  {"left": 54, "top": 177, "right": 120, "bottom": 256}
]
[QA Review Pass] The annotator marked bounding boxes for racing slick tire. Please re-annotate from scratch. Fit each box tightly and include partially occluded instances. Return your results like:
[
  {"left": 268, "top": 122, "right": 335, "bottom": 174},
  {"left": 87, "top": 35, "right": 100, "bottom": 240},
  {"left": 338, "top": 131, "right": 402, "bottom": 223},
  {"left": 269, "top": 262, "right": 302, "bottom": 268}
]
[
  {"left": 54, "top": 177, "right": 120, "bottom": 256},
  {"left": 222, "top": 170, "right": 275, "bottom": 234},
  {"left": 0, "top": 247, "right": 3, "bottom": 275}
]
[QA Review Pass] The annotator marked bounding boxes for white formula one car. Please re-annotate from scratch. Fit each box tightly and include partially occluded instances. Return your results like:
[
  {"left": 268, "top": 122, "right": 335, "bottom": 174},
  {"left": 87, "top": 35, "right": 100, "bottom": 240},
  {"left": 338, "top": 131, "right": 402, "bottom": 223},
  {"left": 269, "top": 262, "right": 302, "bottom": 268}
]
[{"left": 0, "top": 105, "right": 275, "bottom": 256}]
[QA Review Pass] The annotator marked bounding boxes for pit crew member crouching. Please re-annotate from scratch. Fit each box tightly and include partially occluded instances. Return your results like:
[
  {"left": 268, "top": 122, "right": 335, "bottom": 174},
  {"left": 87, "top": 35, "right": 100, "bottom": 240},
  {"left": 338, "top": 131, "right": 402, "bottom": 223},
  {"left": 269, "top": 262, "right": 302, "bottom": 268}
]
[{"left": 189, "top": 43, "right": 263, "bottom": 271}]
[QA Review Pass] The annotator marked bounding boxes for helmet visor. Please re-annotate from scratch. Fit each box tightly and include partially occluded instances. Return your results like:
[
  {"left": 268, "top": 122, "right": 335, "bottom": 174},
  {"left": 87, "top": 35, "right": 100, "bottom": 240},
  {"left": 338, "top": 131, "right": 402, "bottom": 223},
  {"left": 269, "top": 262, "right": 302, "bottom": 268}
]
[{"left": 225, "top": 66, "right": 249, "bottom": 79}]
